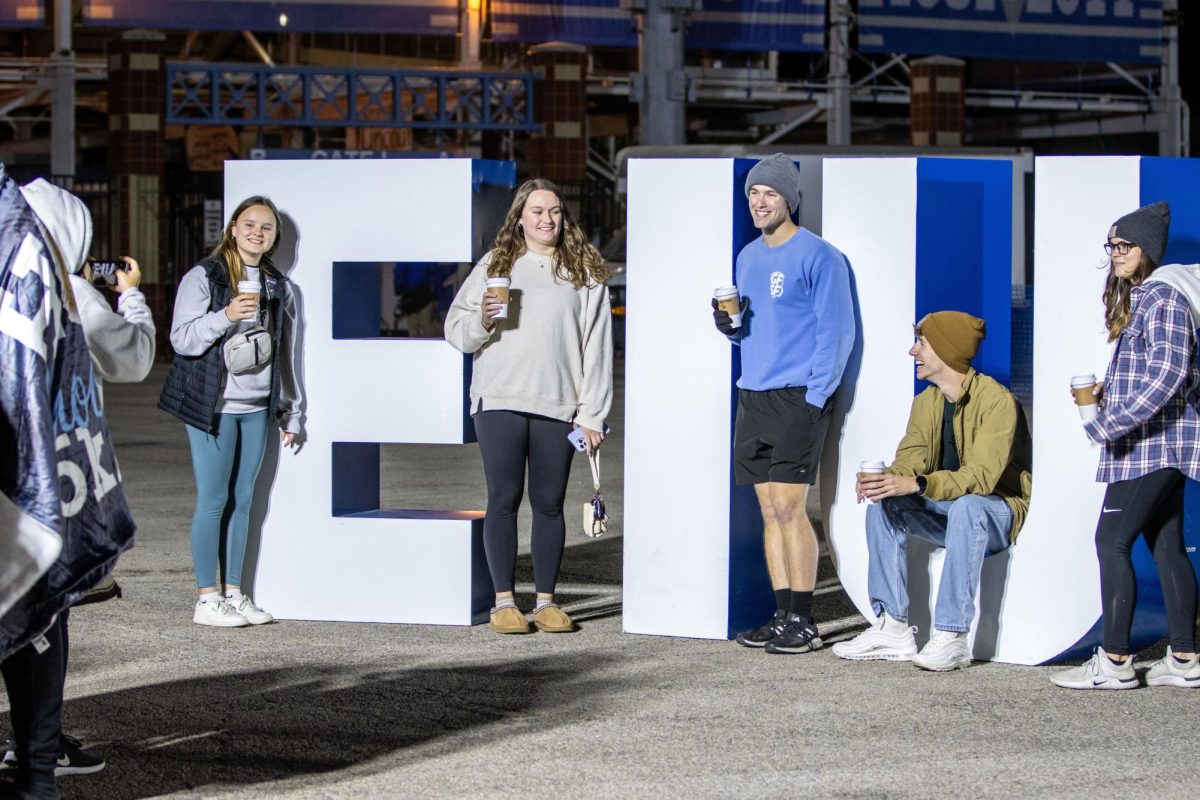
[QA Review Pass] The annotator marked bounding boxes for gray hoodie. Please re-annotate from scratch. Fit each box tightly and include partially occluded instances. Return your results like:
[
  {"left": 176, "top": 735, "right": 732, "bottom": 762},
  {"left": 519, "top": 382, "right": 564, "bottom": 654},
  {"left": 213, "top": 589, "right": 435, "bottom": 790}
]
[{"left": 19, "top": 179, "right": 155, "bottom": 386}]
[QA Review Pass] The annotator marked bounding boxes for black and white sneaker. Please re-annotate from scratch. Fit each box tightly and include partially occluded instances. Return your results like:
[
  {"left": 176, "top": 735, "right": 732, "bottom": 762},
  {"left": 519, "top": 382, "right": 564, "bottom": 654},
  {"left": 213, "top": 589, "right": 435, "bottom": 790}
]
[
  {"left": 735, "top": 610, "right": 788, "bottom": 648},
  {"left": 2, "top": 735, "right": 105, "bottom": 777},
  {"left": 56, "top": 735, "right": 105, "bottom": 776},
  {"left": 764, "top": 614, "right": 823, "bottom": 654}
]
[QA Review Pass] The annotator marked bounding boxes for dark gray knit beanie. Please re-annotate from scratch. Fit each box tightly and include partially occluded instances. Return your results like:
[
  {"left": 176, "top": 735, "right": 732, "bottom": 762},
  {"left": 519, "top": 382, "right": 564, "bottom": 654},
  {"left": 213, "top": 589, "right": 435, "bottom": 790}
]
[
  {"left": 1111, "top": 201, "right": 1170, "bottom": 266},
  {"left": 744, "top": 153, "right": 801, "bottom": 214}
]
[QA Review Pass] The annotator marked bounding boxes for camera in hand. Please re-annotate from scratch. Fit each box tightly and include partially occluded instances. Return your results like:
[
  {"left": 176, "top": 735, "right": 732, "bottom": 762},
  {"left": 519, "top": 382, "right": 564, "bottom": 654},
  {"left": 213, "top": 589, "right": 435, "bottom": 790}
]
[{"left": 90, "top": 259, "right": 129, "bottom": 287}]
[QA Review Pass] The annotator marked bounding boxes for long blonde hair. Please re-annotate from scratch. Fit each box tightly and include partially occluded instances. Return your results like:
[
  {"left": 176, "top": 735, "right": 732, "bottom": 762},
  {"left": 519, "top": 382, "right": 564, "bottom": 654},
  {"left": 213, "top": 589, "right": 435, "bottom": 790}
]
[
  {"left": 1102, "top": 251, "right": 1157, "bottom": 341},
  {"left": 486, "top": 179, "right": 610, "bottom": 289},
  {"left": 209, "top": 196, "right": 282, "bottom": 289}
]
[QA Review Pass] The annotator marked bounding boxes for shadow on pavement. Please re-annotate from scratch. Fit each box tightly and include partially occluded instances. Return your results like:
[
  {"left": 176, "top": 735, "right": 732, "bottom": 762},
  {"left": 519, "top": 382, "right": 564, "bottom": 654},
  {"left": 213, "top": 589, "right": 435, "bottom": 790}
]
[{"left": 54, "top": 653, "right": 620, "bottom": 800}]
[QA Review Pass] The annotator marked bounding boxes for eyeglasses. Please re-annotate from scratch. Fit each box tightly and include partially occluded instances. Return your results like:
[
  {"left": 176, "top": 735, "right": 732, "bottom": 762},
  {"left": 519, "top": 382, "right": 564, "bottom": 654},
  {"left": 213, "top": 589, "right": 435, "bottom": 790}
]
[{"left": 1103, "top": 241, "right": 1136, "bottom": 256}]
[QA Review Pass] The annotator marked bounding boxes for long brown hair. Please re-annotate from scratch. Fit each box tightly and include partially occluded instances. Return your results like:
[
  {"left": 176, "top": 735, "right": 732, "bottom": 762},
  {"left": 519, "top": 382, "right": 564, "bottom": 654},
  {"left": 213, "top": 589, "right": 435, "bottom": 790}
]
[
  {"left": 209, "top": 196, "right": 282, "bottom": 289},
  {"left": 1103, "top": 250, "right": 1157, "bottom": 341},
  {"left": 486, "top": 179, "right": 610, "bottom": 289}
]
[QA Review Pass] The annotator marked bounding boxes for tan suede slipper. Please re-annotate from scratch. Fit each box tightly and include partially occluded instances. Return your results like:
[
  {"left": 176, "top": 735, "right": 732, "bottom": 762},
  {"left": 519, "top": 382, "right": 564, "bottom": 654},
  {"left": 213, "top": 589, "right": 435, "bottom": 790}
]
[
  {"left": 489, "top": 606, "right": 532, "bottom": 634},
  {"left": 531, "top": 604, "right": 575, "bottom": 633}
]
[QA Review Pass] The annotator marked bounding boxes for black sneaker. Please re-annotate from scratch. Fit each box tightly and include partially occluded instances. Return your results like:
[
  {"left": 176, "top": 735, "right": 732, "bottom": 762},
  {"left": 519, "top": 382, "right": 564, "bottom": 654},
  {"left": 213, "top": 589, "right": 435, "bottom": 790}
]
[
  {"left": 764, "top": 614, "right": 823, "bottom": 654},
  {"left": 735, "top": 610, "right": 788, "bottom": 648},
  {"left": 3, "top": 734, "right": 104, "bottom": 777},
  {"left": 55, "top": 735, "right": 104, "bottom": 776}
]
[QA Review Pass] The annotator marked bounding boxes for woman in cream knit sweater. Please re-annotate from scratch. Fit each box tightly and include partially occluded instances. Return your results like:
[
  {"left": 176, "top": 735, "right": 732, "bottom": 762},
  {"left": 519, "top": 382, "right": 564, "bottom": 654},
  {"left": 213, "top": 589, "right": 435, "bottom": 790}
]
[{"left": 446, "top": 179, "right": 613, "bottom": 635}]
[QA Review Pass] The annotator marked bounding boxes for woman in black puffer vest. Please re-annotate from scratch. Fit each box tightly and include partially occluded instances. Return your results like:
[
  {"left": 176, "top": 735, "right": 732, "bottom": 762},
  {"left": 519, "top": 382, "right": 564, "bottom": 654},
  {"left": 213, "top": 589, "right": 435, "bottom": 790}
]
[{"left": 159, "top": 196, "right": 301, "bottom": 628}]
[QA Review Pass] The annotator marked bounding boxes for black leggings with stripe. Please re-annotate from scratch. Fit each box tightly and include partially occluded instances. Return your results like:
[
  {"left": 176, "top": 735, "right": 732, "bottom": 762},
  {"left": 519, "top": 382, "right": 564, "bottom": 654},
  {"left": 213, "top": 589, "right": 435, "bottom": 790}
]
[{"left": 1095, "top": 468, "right": 1198, "bottom": 655}]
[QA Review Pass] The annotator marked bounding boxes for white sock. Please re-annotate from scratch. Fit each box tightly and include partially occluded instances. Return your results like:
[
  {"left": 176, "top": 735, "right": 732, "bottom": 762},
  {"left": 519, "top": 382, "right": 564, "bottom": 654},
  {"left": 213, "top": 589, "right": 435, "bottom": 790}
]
[
  {"left": 199, "top": 591, "right": 221, "bottom": 605},
  {"left": 534, "top": 598, "right": 555, "bottom": 612},
  {"left": 880, "top": 612, "right": 908, "bottom": 634},
  {"left": 224, "top": 590, "right": 244, "bottom": 602},
  {"left": 493, "top": 598, "right": 516, "bottom": 612}
]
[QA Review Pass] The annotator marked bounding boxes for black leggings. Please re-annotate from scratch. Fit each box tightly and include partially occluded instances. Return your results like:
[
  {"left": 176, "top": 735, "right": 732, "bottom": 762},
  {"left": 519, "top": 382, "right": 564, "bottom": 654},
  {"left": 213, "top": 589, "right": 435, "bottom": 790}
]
[
  {"left": 1095, "top": 468, "right": 1198, "bottom": 655},
  {"left": 473, "top": 410, "right": 575, "bottom": 596},
  {"left": 1, "top": 613, "right": 66, "bottom": 799}
]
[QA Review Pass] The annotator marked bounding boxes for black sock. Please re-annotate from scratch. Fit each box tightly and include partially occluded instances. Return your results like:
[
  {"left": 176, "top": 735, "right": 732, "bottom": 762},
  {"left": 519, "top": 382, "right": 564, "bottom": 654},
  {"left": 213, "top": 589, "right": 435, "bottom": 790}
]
[
  {"left": 773, "top": 588, "right": 792, "bottom": 616},
  {"left": 1173, "top": 652, "right": 1193, "bottom": 665},
  {"left": 790, "top": 590, "right": 813, "bottom": 621}
]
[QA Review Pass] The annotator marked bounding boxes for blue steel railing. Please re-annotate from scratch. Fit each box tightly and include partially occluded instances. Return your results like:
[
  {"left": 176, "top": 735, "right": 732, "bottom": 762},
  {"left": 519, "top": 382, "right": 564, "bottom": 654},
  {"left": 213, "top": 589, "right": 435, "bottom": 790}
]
[{"left": 166, "top": 63, "right": 538, "bottom": 131}]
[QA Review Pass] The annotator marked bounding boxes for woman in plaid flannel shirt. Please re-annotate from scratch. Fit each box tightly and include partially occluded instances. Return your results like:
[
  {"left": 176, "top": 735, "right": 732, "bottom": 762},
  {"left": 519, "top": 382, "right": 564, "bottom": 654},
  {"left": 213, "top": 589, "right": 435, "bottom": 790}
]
[{"left": 1053, "top": 201, "right": 1200, "bottom": 691}]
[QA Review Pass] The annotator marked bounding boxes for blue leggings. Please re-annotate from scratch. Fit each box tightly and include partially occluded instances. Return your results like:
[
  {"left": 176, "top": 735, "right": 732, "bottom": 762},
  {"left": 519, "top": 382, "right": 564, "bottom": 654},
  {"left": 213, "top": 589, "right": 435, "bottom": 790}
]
[{"left": 185, "top": 410, "right": 269, "bottom": 588}]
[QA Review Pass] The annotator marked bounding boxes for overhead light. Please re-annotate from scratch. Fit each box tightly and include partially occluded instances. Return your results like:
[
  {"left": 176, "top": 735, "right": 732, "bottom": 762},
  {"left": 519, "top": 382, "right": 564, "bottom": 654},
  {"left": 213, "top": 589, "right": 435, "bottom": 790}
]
[{"left": 279, "top": 12, "right": 288, "bottom": 27}]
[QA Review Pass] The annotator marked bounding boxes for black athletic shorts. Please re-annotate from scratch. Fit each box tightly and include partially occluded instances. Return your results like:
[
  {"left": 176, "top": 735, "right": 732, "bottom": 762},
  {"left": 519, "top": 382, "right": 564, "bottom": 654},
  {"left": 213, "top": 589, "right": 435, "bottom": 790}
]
[{"left": 733, "top": 386, "right": 831, "bottom": 486}]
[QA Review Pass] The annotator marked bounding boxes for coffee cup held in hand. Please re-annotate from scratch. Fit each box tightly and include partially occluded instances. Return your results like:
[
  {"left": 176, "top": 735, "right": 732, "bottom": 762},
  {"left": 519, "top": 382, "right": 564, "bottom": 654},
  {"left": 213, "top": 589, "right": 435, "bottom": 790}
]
[
  {"left": 1071, "top": 373, "right": 1098, "bottom": 422},
  {"left": 486, "top": 277, "right": 511, "bottom": 320},
  {"left": 859, "top": 460, "right": 886, "bottom": 475},
  {"left": 714, "top": 286, "right": 742, "bottom": 328},
  {"left": 238, "top": 279, "right": 262, "bottom": 303}
]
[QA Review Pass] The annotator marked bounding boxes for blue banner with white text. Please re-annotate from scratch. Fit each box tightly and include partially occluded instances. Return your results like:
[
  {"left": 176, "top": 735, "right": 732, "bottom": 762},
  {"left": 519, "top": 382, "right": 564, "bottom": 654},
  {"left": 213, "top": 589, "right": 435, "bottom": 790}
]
[
  {"left": 489, "top": 0, "right": 826, "bottom": 52},
  {"left": 858, "top": 0, "right": 1163, "bottom": 64}
]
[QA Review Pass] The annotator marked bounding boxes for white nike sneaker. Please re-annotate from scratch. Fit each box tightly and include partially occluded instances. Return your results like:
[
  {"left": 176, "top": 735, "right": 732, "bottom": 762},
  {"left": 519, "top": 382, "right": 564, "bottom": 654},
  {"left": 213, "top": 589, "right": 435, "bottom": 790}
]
[
  {"left": 1143, "top": 647, "right": 1200, "bottom": 688},
  {"left": 1051, "top": 647, "right": 1138, "bottom": 690},
  {"left": 912, "top": 629, "right": 972, "bottom": 672},
  {"left": 228, "top": 594, "right": 274, "bottom": 625},
  {"left": 831, "top": 614, "right": 918, "bottom": 661},
  {"left": 193, "top": 598, "right": 249, "bottom": 628}
]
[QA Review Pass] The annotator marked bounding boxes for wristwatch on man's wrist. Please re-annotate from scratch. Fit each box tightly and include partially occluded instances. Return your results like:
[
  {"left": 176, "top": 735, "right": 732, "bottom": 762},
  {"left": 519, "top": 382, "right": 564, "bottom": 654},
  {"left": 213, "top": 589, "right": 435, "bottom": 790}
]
[{"left": 915, "top": 475, "right": 928, "bottom": 495}]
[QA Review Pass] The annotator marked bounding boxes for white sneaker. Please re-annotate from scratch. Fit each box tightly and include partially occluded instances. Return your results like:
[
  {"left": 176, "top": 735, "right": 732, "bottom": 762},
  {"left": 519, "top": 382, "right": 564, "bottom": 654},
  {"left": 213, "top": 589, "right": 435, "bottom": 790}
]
[
  {"left": 912, "top": 630, "right": 971, "bottom": 672},
  {"left": 228, "top": 594, "right": 274, "bottom": 625},
  {"left": 1143, "top": 647, "right": 1200, "bottom": 688},
  {"left": 831, "top": 614, "right": 918, "bottom": 662},
  {"left": 1051, "top": 647, "right": 1138, "bottom": 690},
  {"left": 193, "top": 598, "right": 249, "bottom": 628}
]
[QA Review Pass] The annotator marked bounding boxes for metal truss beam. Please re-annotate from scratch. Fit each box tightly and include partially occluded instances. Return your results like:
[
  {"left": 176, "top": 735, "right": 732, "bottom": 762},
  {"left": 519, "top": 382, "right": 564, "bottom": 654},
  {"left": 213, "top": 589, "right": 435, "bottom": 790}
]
[{"left": 166, "top": 63, "right": 539, "bottom": 132}]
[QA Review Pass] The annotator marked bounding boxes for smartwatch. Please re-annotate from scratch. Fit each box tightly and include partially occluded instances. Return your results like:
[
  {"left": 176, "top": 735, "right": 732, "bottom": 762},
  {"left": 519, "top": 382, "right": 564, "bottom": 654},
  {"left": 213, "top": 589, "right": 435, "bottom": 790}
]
[{"left": 915, "top": 475, "right": 928, "bottom": 496}]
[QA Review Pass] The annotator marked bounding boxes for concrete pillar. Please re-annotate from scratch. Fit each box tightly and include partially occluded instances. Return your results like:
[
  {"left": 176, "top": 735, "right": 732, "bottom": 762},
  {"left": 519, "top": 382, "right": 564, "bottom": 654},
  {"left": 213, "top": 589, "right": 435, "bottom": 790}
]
[
  {"left": 108, "top": 30, "right": 167, "bottom": 350},
  {"left": 910, "top": 57, "right": 965, "bottom": 147},
  {"left": 50, "top": 0, "right": 75, "bottom": 181},
  {"left": 525, "top": 42, "right": 587, "bottom": 180},
  {"left": 629, "top": 0, "right": 697, "bottom": 146},
  {"left": 1159, "top": 0, "right": 1182, "bottom": 157},
  {"left": 826, "top": 0, "right": 851, "bottom": 146}
]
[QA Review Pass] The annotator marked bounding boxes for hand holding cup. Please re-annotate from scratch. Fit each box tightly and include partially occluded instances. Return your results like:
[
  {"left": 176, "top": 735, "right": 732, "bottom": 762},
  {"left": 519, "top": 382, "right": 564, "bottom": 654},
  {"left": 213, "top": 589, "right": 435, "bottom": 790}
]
[
  {"left": 482, "top": 277, "right": 511, "bottom": 329},
  {"left": 1070, "top": 374, "right": 1100, "bottom": 422},
  {"left": 856, "top": 460, "right": 886, "bottom": 504}
]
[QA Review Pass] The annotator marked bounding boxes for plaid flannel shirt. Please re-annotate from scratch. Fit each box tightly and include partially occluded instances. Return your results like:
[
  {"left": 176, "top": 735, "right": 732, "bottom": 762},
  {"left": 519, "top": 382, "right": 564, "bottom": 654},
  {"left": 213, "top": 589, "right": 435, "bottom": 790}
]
[{"left": 1084, "top": 282, "right": 1200, "bottom": 483}]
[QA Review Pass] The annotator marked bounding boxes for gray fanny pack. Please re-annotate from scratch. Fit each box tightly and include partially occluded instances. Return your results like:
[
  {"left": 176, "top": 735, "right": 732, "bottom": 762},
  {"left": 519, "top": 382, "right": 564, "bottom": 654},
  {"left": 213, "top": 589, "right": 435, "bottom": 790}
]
[{"left": 223, "top": 325, "right": 272, "bottom": 374}]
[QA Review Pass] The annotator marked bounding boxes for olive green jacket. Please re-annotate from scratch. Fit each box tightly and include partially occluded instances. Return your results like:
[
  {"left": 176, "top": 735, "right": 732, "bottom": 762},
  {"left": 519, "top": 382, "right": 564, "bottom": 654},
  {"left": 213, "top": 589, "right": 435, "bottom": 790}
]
[{"left": 885, "top": 369, "right": 1033, "bottom": 541}]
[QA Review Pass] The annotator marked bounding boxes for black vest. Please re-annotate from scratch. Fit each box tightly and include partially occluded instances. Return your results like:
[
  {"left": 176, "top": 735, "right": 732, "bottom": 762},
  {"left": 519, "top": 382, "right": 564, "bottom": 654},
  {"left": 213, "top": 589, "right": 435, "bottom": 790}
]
[{"left": 157, "top": 257, "right": 289, "bottom": 433}]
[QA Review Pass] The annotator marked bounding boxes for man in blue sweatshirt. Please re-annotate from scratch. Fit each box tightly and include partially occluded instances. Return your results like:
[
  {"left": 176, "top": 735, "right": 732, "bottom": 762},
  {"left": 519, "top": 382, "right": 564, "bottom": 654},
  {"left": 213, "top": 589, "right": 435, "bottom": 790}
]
[{"left": 713, "top": 153, "right": 855, "bottom": 654}]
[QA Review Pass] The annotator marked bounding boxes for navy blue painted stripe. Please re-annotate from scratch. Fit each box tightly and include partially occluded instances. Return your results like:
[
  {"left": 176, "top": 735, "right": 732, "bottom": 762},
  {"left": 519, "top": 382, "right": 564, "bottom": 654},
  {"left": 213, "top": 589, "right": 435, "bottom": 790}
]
[
  {"left": 915, "top": 158, "right": 1013, "bottom": 394},
  {"left": 726, "top": 158, "right": 774, "bottom": 639}
]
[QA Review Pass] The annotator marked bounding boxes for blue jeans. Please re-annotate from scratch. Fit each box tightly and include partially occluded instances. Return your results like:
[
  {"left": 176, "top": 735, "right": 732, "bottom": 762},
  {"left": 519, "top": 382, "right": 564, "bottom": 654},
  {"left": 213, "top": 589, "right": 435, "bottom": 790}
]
[
  {"left": 866, "top": 493, "right": 1012, "bottom": 633},
  {"left": 185, "top": 410, "right": 269, "bottom": 588}
]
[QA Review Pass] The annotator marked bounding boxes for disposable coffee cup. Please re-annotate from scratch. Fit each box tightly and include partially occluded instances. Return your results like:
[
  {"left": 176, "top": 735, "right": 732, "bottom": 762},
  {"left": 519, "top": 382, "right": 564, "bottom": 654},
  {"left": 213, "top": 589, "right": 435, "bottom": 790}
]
[
  {"left": 714, "top": 286, "right": 742, "bottom": 328},
  {"left": 859, "top": 460, "right": 886, "bottom": 474},
  {"left": 237, "top": 280, "right": 262, "bottom": 302},
  {"left": 486, "top": 277, "right": 511, "bottom": 320},
  {"left": 1071, "top": 373, "right": 1098, "bottom": 421}
]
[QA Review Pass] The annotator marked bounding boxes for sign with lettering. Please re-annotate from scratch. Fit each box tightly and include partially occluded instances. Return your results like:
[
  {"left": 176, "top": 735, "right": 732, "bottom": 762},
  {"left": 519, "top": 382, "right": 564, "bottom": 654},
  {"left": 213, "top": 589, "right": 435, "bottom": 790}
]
[
  {"left": 489, "top": 0, "right": 826, "bottom": 52},
  {"left": 857, "top": 0, "right": 1163, "bottom": 64}
]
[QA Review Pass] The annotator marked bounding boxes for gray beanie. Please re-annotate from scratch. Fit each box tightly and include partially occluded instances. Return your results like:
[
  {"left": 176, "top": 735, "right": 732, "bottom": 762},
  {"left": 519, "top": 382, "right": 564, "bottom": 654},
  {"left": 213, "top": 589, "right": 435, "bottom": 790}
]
[
  {"left": 744, "top": 153, "right": 800, "bottom": 214},
  {"left": 1111, "top": 201, "right": 1170, "bottom": 266}
]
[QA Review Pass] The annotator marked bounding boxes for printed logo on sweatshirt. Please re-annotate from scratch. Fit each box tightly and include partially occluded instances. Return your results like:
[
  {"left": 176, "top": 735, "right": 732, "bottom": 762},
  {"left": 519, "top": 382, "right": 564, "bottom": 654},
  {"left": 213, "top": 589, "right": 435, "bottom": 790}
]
[{"left": 769, "top": 271, "right": 785, "bottom": 298}]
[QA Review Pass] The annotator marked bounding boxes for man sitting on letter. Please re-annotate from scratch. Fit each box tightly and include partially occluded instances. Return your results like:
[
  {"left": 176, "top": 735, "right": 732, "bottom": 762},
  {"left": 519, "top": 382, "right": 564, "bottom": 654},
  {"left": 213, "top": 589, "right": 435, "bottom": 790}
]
[{"left": 833, "top": 311, "right": 1032, "bottom": 671}]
